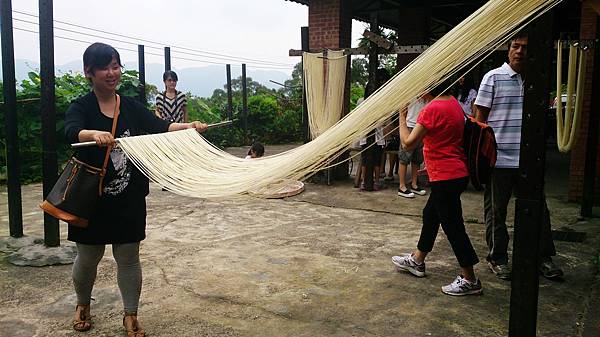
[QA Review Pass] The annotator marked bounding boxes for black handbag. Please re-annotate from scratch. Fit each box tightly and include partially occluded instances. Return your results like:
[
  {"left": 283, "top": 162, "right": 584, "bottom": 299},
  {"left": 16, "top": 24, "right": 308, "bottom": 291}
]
[{"left": 40, "top": 95, "right": 121, "bottom": 227}]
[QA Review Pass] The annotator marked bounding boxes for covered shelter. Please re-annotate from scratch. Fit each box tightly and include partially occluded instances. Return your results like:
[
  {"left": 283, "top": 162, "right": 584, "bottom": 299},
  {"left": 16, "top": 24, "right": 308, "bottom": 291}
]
[
  {"left": 284, "top": 0, "right": 599, "bottom": 336},
  {"left": 286, "top": 0, "right": 597, "bottom": 209}
]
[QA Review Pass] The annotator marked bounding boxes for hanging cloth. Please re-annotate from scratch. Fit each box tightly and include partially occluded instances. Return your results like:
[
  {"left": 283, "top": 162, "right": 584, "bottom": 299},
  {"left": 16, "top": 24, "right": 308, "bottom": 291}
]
[
  {"left": 303, "top": 50, "right": 348, "bottom": 139},
  {"left": 555, "top": 40, "right": 587, "bottom": 153}
]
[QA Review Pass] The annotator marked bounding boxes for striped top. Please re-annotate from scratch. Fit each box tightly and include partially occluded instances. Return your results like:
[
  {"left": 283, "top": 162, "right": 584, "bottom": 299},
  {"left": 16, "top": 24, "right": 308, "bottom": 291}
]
[
  {"left": 155, "top": 91, "right": 187, "bottom": 123},
  {"left": 474, "top": 63, "right": 524, "bottom": 168}
]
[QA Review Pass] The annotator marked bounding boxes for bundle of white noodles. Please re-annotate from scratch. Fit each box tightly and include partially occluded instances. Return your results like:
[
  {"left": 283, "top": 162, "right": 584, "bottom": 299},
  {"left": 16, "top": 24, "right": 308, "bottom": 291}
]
[
  {"left": 304, "top": 50, "right": 348, "bottom": 139},
  {"left": 118, "top": 0, "right": 561, "bottom": 198}
]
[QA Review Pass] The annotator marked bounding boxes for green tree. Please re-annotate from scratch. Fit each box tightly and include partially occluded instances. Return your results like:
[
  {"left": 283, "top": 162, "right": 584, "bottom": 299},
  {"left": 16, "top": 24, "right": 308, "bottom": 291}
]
[
  {"left": 357, "top": 26, "right": 399, "bottom": 77},
  {"left": 351, "top": 57, "right": 369, "bottom": 86}
]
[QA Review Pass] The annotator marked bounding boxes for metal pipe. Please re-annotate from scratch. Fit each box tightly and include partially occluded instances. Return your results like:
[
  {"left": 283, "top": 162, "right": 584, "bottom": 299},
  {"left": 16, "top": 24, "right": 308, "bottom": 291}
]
[
  {"left": 138, "top": 44, "right": 146, "bottom": 104},
  {"left": 39, "top": 0, "right": 59, "bottom": 247},
  {"left": 242, "top": 63, "right": 248, "bottom": 135},
  {"left": 0, "top": 0, "right": 23, "bottom": 238},
  {"left": 226, "top": 64, "right": 233, "bottom": 122},
  {"left": 164, "top": 46, "right": 171, "bottom": 71}
]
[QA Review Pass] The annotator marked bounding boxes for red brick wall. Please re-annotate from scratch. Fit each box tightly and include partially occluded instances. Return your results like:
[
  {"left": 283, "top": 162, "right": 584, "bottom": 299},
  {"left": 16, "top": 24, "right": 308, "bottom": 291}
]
[
  {"left": 568, "top": 4, "right": 600, "bottom": 204},
  {"left": 307, "top": 0, "right": 352, "bottom": 116},
  {"left": 308, "top": 0, "right": 351, "bottom": 50}
]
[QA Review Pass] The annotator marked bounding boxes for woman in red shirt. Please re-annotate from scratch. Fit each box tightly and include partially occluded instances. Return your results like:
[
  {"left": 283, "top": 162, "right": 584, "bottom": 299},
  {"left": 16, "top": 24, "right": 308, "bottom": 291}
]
[{"left": 391, "top": 78, "right": 482, "bottom": 296}]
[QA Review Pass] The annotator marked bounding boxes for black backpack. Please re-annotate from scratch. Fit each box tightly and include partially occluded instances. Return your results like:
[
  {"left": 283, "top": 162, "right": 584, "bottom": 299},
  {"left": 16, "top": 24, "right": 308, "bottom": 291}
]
[{"left": 463, "top": 115, "right": 498, "bottom": 190}]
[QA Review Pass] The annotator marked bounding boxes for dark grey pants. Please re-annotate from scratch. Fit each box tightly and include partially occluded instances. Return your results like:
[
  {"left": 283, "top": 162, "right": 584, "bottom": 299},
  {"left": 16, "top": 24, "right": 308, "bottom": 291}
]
[
  {"left": 72, "top": 242, "right": 142, "bottom": 314},
  {"left": 483, "top": 168, "right": 556, "bottom": 265}
]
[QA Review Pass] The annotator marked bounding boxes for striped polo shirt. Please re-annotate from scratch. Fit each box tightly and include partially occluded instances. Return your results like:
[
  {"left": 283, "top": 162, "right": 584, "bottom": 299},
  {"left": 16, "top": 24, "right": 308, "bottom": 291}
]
[{"left": 474, "top": 63, "right": 524, "bottom": 168}]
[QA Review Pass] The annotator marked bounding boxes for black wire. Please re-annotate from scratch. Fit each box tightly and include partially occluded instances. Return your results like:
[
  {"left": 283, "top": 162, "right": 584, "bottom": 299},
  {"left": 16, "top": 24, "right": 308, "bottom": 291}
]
[
  {"left": 13, "top": 9, "right": 294, "bottom": 67},
  {"left": 14, "top": 26, "right": 294, "bottom": 70},
  {"left": 14, "top": 17, "right": 164, "bottom": 51}
]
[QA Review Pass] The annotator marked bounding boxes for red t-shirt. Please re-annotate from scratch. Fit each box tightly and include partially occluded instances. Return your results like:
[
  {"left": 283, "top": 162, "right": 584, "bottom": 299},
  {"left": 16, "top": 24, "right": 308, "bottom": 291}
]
[{"left": 416, "top": 97, "right": 468, "bottom": 182}]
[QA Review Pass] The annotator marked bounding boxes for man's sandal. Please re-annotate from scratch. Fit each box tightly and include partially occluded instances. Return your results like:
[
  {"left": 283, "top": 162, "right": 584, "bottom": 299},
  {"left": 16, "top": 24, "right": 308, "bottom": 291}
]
[
  {"left": 123, "top": 312, "right": 145, "bottom": 337},
  {"left": 72, "top": 304, "right": 92, "bottom": 332}
]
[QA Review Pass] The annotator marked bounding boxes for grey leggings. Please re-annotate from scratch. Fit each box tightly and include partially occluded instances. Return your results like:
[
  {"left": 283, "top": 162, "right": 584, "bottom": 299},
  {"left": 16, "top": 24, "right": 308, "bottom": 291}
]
[{"left": 72, "top": 242, "right": 142, "bottom": 314}]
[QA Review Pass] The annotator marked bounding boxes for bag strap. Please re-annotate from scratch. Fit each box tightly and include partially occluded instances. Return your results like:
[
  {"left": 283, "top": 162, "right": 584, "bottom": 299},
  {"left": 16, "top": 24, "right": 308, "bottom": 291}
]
[{"left": 98, "top": 94, "right": 121, "bottom": 195}]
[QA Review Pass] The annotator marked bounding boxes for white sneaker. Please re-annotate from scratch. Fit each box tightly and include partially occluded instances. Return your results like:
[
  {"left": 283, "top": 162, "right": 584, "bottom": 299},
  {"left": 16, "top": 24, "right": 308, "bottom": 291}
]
[
  {"left": 392, "top": 254, "right": 426, "bottom": 277},
  {"left": 441, "top": 275, "right": 483, "bottom": 296},
  {"left": 411, "top": 185, "right": 427, "bottom": 196},
  {"left": 397, "top": 188, "right": 415, "bottom": 198}
]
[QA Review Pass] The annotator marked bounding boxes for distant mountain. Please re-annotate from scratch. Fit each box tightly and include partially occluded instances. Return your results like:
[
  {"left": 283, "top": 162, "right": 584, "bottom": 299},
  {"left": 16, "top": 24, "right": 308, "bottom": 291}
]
[{"left": 5, "top": 59, "right": 292, "bottom": 97}]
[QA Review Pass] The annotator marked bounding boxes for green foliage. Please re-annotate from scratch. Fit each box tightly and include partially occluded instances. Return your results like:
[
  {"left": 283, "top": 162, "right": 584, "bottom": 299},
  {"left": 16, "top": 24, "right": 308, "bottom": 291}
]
[
  {"left": 185, "top": 70, "right": 303, "bottom": 147},
  {"left": 351, "top": 58, "right": 369, "bottom": 87},
  {"left": 0, "top": 69, "right": 144, "bottom": 184},
  {"left": 356, "top": 25, "right": 400, "bottom": 79},
  {"left": 350, "top": 84, "right": 365, "bottom": 111}
]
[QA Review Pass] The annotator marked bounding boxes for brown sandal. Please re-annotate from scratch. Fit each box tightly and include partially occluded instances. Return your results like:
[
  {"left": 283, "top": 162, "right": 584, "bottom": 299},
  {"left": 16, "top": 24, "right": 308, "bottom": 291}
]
[
  {"left": 123, "top": 312, "right": 145, "bottom": 337},
  {"left": 72, "top": 304, "right": 92, "bottom": 332}
]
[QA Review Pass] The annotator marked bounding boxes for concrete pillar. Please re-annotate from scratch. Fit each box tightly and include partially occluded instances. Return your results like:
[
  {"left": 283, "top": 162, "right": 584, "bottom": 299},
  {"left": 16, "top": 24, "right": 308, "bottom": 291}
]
[
  {"left": 308, "top": 0, "right": 352, "bottom": 180},
  {"left": 568, "top": 3, "right": 600, "bottom": 204}
]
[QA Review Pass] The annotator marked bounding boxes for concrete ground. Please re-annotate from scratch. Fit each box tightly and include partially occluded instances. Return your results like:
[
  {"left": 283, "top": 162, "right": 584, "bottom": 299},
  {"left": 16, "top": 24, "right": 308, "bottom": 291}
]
[{"left": 1, "top": 144, "right": 599, "bottom": 337}]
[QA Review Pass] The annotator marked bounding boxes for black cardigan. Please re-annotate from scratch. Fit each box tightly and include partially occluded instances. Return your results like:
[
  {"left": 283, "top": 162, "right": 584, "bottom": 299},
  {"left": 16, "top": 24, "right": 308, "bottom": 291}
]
[{"left": 64, "top": 92, "right": 171, "bottom": 244}]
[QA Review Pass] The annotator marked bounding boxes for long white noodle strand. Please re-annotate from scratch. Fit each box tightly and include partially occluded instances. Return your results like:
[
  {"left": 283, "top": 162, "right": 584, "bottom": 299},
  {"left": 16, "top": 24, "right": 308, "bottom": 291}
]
[{"left": 118, "top": 0, "right": 562, "bottom": 198}]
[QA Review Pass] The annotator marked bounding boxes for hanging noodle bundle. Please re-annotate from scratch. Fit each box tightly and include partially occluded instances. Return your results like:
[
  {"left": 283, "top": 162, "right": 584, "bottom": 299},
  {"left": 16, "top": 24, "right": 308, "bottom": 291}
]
[
  {"left": 303, "top": 50, "right": 348, "bottom": 138},
  {"left": 555, "top": 40, "right": 587, "bottom": 153},
  {"left": 118, "top": 0, "right": 562, "bottom": 199}
]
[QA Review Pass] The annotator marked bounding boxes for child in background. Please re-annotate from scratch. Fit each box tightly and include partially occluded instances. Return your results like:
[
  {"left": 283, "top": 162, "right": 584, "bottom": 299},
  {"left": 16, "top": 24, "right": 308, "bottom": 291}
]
[
  {"left": 358, "top": 68, "right": 391, "bottom": 191},
  {"left": 397, "top": 93, "right": 432, "bottom": 198},
  {"left": 245, "top": 142, "right": 265, "bottom": 159}
]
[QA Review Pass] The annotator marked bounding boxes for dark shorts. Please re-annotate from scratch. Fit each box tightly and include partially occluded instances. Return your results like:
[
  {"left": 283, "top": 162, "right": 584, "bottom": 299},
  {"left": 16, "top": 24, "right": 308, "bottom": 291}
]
[
  {"left": 361, "top": 144, "right": 384, "bottom": 165},
  {"left": 398, "top": 128, "right": 424, "bottom": 165},
  {"left": 385, "top": 136, "right": 400, "bottom": 152}
]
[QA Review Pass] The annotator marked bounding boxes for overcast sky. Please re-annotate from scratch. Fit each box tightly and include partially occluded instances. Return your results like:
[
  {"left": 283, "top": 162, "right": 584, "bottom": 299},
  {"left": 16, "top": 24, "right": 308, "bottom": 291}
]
[{"left": 9, "top": 0, "right": 365, "bottom": 75}]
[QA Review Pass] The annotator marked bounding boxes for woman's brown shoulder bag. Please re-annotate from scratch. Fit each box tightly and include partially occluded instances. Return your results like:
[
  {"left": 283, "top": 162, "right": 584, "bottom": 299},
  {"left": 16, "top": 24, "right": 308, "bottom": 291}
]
[{"left": 40, "top": 94, "right": 121, "bottom": 228}]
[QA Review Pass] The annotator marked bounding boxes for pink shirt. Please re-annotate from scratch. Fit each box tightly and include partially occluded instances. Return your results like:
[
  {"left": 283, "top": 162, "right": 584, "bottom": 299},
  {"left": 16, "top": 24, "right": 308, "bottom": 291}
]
[{"left": 416, "top": 97, "right": 468, "bottom": 182}]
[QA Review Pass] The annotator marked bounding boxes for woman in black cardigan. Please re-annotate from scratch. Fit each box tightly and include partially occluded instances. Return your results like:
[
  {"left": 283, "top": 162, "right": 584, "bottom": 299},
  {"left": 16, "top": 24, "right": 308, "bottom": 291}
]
[{"left": 65, "top": 42, "right": 207, "bottom": 336}]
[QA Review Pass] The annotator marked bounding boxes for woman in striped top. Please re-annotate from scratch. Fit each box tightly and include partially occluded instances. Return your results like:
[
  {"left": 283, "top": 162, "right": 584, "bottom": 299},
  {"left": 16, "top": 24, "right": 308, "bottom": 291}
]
[{"left": 155, "top": 70, "right": 187, "bottom": 123}]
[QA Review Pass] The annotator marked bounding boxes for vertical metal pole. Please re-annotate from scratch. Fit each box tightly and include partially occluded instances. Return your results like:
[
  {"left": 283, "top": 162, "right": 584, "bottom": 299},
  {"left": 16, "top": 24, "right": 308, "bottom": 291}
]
[
  {"left": 39, "top": 0, "right": 59, "bottom": 246},
  {"left": 301, "top": 26, "right": 310, "bottom": 143},
  {"left": 242, "top": 63, "right": 248, "bottom": 134},
  {"left": 226, "top": 64, "right": 233, "bottom": 121},
  {"left": 508, "top": 11, "right": 554, "bottom": 337},
  {"left": 364, "top": 12, "right": 379, "bottom": 192},
  {"left": 581, "top": 17, "right": 600, "bottom": 217},
  {"left": 164, "top": 46, "right": 171, "bottom": 72},
  {"left": 138, "top": 44, "right": 146, "bottom": 104},
  {"left": 0, "top": 0, "right": 23, "bottom": 238}
]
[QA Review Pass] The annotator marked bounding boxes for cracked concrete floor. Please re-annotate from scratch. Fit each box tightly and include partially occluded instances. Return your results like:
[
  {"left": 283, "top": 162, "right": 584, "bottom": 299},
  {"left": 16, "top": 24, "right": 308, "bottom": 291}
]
[{"left": 1, "top": 144, "right": 599, "bottom": 336}]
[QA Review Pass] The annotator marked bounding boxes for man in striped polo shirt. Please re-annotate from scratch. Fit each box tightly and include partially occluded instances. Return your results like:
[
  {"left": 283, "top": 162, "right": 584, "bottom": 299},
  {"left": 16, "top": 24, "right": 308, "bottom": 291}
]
[{"left": 474, "top": 32, "right": 563, "bottom": 281}]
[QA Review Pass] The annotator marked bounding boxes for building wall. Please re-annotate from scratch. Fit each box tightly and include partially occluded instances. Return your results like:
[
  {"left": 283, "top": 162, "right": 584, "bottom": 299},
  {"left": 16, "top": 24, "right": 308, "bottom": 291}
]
[
  {"left": 568, "top": 4, "right": 600, "bottom": 204},
  {"left": 308, "top": 0, "right": 352, "bottom": 50}
]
